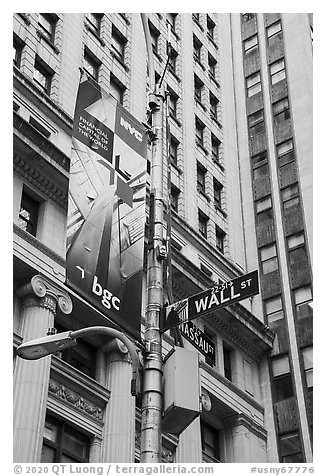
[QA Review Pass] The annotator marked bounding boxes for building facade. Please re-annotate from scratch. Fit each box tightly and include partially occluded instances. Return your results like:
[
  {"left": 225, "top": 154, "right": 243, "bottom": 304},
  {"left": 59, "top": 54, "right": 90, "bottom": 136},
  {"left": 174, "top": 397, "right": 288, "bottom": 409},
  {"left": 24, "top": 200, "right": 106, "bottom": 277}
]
[{"left": 13, "top": 13, "right": 313, "bottom": 464}]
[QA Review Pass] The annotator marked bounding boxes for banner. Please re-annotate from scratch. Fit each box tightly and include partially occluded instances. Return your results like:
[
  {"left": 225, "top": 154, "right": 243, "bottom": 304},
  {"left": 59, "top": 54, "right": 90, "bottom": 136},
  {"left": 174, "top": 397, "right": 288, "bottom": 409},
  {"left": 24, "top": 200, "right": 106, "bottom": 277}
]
[{"left": 66, "top": 76, "right": 147, "bottom": 339}]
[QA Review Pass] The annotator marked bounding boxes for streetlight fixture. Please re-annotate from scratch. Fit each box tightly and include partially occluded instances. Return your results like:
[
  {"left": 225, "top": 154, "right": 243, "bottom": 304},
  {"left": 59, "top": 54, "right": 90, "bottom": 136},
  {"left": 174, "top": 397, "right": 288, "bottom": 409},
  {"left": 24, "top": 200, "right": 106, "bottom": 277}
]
[{"left": 17, "top": 326, "right": 140, "bottom": 396}]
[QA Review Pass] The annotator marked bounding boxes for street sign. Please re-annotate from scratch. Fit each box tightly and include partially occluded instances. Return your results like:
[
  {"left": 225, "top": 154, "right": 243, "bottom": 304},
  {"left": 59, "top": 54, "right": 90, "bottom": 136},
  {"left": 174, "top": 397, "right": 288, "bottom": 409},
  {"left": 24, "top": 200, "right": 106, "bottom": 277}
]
[
  {"left": 164, "top": 270, "right": 259, "bottom": 331},
  {"left": 179, "top": 320, "right": 216, "bottom": 363}
]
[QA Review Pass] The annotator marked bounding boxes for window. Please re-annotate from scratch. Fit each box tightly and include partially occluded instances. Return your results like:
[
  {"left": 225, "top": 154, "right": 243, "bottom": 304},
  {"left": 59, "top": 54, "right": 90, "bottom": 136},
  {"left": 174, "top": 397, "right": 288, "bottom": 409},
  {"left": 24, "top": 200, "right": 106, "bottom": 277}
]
[
  {"left": 246, "top": 72, "right": 261, "bottom": 97},
  {"left": 252, "top": 152, "right": 268, "bottom": 168},
  {"left": 273, "top": 98, "right": 290, "bottom": 124},
  {"left": 168, "top": 88, "right": 178, "bottom": 119},
  {"left": 213, "top": 179, "right": 223, "bottom": 209},
  {"left": 279, "top": 433, "right": 304, "bottom": 463},
  {"left": 170, "top": 186, "right": 180, "bottom": 212},
  {"left": 110, "top": 75, "right": 125, "bottom": 104},
  {"left": 209, "top": 92, "right": 219, "bottom": 120},
  {"left": 208, "top": 53, "right": 217, "bottom": 79},
  {"left": 198, "top": 210, "right": 208, "bottom": 238},
  {"left": 270, "top": 59, "right": 286, "bottom": 85},
  {"left": 166, "top": 13, "right": 177, "bottom": 32},
  {"left": 207, "top": 16, "right": 215, "bottom": 41},
  {"left": 13, "top": 36, "right": 23, "bottom": 67},
  {"left": 287, "top": 233, "right": 305, "bottom": 250},
  {"left": 272, "top": 355, "right": 294, "bottom": 401},
  {"left": 261, "top": 244, "right": 278, "bottom": 274},
  {"left": 195, "top": 117, "right": 205, "bottom": 147},
  {"left": 149, "top": 22, "right": 159, "bottom": 55},
  {"left": 265, "top": 296, "right": 284, "bottom": 324},
  {"left": 19, "top": 191, "right": 40, "bottom": 237},
  {"left": 168, "top": 47, "right": 178, "bottom": 74},
  {"left": 256, "top": 197, "right": 273, "bottom": 224},
  {"left": 267, "top": 21, "right": 282, "bottom": 40},
  {"left": 193, "top": 35, "right": 202, "bottom": 63},
  {"left": 223, "top": 344, "right": 232, "bottom": 381},
  {"left": 194, "top": 75, "right": 204, "bottom": 103},
  {"left": 282, "top": 185, "right": 300, "bottom": 211},
  {"left": 38, "top": 14, "right": 57, "bottom": 43},
  {"left": 277, "top": 139, "right": 294, "bottom": 167},
  {"left": 41, "top": 416, "right": 90, "bottom": 463},
  {"left": 86, "top": 13, "right": 102, "bottom": 36},
  {"left": 244, "top": 35, "right": 258, "bottom": 54},
  {"left": 201, "top": 421, "right": 220, "bottom": 462},
  {"left": 302, "top": 346, "right": 313, "bottom": 390},
  {"left": 111, "top": 26, "right": 126, "bottom": 63},
  {"left": 294, "top": 286, "right": 313, "bottom": 320},
  {"left": 197, "top": 162, "right": 206, "bottom": 194},
  {"left": 211, "top": 134, "right": 221, "bottom": 164},
  {"left": 169, "top": 135, "right": 179, "bottom": 166},
  {"left": 215, "top": 225, "right": 225, "bottom": 253},
  {"left": 248, "top": 110, "right": 265, "bottom": 136},
  {"left": 253, "top": 163, "right": 269, "bottom": 180},
  {"left": 83, "top": 49, "right": 100, "bottom": 82},
  {"left": 33, "top": 57, "right": 53, "bottom": 94}
]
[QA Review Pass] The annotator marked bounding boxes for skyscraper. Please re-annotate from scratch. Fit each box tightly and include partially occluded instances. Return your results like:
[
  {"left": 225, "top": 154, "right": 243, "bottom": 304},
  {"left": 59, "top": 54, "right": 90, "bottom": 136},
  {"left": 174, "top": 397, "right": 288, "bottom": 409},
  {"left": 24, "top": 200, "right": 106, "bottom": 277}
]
[{"left": 13, "top": 13, "right": 312, "bottom": 463}]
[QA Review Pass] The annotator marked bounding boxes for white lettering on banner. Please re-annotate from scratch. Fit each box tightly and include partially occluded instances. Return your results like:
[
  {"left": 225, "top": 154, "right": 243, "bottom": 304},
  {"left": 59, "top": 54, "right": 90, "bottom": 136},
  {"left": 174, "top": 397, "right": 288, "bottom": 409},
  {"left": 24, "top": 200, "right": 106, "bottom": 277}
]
[
  {"left": 120, "top": 117, "right": 143, "bottom": 142},
  {"left": 92, "top": 275, "right": 120, "bottom": 311}
]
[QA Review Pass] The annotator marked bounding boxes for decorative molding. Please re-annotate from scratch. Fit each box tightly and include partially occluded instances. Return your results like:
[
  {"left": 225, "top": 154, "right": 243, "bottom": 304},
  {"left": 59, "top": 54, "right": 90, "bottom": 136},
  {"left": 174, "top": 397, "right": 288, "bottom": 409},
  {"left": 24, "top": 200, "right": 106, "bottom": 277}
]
[
  {"left": 13, "top": 153, "right": 68, "bottom": 210},
  {"left": 224, "top": 413, "right": 267, "bottom": 442},
  {"left": 16, "top": 274, "right": 73, "bottom": 315},
  {"left": 13, "top": 71, "right": 73, "bottom": 132},
  {"left": 14, "top": 224, "right": 66, "bottom": 267},
  {"left": 102, "top": 337, "right": 132, "bottom": 365},
  {"left": 49, "top": 378, "right": 104, "bottom": 422}
]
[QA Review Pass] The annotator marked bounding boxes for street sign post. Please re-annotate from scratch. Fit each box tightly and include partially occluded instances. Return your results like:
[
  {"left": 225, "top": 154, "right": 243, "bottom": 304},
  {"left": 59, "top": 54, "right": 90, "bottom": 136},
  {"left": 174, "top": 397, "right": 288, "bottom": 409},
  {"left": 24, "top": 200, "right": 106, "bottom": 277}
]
[{"left": 164, "top": 270, "right": 259, "bottom": 331}]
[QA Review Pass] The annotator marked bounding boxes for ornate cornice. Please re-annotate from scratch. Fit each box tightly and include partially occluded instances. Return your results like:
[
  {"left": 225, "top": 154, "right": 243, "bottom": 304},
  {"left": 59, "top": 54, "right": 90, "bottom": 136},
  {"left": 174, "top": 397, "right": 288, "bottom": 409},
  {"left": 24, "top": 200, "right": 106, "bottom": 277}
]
[
  {"left": 49, "top": 378, "right": 104, "bottom": 422},
  {"left": 13, "top": 153, "right": 67, "bottom": 210},
  {"left": 14, "top": 113, "right": 70, "bottom": 172},
  {"left": 16, "top": 274, "right": 73, "bottom": 315},
  {"left": 14, "top": 224, "right": 65, "bottom": 267},
  {"left": 13, "top": 69, "right": 73, "bottom": 133}
]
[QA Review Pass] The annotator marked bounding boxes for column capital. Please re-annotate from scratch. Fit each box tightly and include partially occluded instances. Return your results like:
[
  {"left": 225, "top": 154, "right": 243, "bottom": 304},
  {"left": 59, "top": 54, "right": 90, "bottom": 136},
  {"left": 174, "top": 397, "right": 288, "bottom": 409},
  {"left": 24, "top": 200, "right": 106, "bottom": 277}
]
[
  {"left": 102, "top": 337, "right": 132, "bottom": 365},
  {"left": 16, "top": 274, "right": 73, "bottom": 315}
]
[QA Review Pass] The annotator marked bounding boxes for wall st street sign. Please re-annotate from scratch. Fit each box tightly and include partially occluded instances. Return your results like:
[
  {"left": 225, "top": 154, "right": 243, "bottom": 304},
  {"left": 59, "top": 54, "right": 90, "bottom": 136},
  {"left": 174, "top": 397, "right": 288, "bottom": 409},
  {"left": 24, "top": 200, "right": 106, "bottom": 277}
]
[
  {"left": 164, "top": 270, "right": 259, "bottom": 332},
  {"left": 179, "top": 320, "right": 216, "bottom": 363}
]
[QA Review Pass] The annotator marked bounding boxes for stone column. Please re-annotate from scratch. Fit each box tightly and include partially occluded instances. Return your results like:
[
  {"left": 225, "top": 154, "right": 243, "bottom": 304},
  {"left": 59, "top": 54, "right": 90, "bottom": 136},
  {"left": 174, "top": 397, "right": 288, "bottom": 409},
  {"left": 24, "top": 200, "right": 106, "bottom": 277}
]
[
  {"left": 13, "top": 275, "right": 72, "bottom": 463},
  {"left": 176, "top": 417, "right": 202, "bottom": 462},
  {"left": 101, "top": 338, "right": 135, "bottom": 463}
]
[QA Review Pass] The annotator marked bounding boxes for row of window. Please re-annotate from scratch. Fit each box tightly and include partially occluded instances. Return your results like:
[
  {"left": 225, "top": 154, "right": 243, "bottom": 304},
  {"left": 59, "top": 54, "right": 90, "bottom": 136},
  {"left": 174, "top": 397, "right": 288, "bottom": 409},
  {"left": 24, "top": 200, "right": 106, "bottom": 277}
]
[
  {"left": 246, "top": 57, "right": 286, "bottom": 98},
  {"left": 41, "top": 413, "right": 221, "bottom": 464},
  {"left": 243, "top": 20, "right": 282, "bottom": 57}
]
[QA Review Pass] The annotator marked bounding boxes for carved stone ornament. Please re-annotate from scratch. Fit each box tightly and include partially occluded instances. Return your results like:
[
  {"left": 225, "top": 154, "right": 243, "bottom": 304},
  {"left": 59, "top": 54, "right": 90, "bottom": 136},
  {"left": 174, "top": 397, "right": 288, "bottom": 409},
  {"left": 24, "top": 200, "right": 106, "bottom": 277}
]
[
  {"left": 16, "top": 274, "right": 73, "bottom": 315},
  {"left": 49, "top": 378, "right": 103, "bottom": 421},
  {"left": 201, "top": 388, "right": 212, "bottom": 411}
]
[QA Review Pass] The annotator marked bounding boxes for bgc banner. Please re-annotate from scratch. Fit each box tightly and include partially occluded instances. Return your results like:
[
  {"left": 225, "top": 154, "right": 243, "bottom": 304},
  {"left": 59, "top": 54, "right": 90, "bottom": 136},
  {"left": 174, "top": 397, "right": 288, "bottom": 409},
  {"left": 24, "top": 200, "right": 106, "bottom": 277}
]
[{"left": 66, "top": 77, "right": 147, "bottom": 339}]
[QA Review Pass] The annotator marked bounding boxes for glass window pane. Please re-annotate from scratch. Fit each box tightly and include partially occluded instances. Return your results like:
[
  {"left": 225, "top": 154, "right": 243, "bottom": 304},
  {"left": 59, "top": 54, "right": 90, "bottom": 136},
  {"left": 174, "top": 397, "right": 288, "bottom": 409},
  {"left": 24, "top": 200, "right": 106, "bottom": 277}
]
[
  {"left": 44, "top": 421, "right": 58, "bottom": 443},
  {"left": 262, "top": 257, "right": 278, "bottom": 274},
  {"left": 267, "top": 310, "right": 284, "bottom": 323},
  {"left": 302, "top": 347, "right": 313, "bottom": 370},
  {"left": 267, "top": 21, "right": 282, "bottom": 37},
  {"left": 278, "top": 140, "right": 293, "bottom": 156},
  {"left": 270, "top": 59, "right": 285, "bottom": 75},
  {"left": 272, "top": 355, "right": 290, "bottom": 377},
  {"left": 261, "top": 245, "right": 276, "bottom": 260},
  {"left": 280, "top": 434, "right": 302, "bottom": 457},
  {"left": 63, "top": 430, "right": 88, "bottom": 459},
  {"left": 294, "top": 287, "right": 312, "bottom": 305},
  {"left": 266, "top": 297, "right": 282, "bottom": 314},
  {"left": 282, "top": 185, "right": 298, "bottom": 201},
  {"left": 41, "top": 444, "right": 56, "bottom": 463},
  {"left": 253, "top": 164, "right": 268, "bottom": 179},
  {"left": 288, "top": 234, "right": 305, "bottom": 249},
  {"left": 256, "top": 197, "right": 272, "bottom": 213},
  {"left": 306, "top": 369, "right": 313, "bottom": 388}
]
